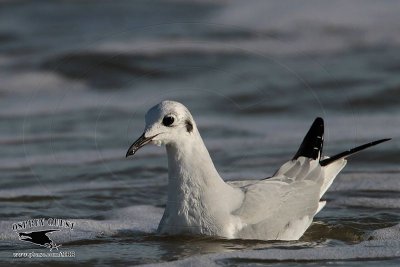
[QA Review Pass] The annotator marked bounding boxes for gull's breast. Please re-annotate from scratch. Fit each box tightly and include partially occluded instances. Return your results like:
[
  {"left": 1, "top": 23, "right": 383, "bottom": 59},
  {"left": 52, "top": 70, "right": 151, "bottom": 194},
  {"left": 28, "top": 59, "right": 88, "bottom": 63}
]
[{"left": 158, "top": 200, "right": 245, "bottom": 238}]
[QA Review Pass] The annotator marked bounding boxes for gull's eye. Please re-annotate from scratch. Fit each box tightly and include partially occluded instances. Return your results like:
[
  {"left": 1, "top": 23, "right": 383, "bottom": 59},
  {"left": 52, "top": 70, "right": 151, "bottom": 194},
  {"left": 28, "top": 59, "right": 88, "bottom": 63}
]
[{"left": 162, "top": 115, "right": 175, "bottom": 127}]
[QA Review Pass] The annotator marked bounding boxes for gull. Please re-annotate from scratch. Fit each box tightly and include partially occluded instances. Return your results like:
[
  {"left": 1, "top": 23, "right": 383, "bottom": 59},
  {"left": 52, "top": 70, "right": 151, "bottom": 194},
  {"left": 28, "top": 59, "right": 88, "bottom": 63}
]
[{"left": 126, "top": 100, "right": 390, "bottom": 240}]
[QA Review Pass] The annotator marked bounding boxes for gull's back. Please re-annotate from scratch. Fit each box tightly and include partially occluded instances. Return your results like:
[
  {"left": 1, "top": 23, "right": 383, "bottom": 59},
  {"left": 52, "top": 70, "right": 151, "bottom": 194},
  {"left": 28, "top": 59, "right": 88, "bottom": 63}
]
[
  {"left": 228, "top": 118, "right": 346, "bottom": 240},
  {"left": 229, "top": 156, "right": 346, "bottom": 240}
]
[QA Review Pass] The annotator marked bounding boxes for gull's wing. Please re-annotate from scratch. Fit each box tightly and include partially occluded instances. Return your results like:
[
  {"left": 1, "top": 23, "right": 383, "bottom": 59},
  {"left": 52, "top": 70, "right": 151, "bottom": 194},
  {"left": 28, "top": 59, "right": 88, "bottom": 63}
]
[
  {"left": 231, "top": 180, "right": 319, "bottom": 241},
  {"left": 228, "top": 117, "right": 390, "bottom": 240},
  {"left": 293, "top": 117, "right": 324, "bottom": 160},
  {"left": 266, "top": 117, "right": 326, "bottom": 185},
  {"left": 228, "top": 117, "right": 325, "bottom": 187},
  {"left": 320, "top": 138, "right": 391, "bottom": 166},
  {"left": 229, "top": 118, "right": 328, "bottom": 240}
]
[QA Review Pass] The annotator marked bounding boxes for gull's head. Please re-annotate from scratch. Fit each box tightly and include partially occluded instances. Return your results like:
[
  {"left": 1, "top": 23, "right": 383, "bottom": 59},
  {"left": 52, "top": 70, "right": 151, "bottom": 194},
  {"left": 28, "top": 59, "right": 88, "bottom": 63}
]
[{"left": 126, "top": 100, "right": 195, "bottom": 157}]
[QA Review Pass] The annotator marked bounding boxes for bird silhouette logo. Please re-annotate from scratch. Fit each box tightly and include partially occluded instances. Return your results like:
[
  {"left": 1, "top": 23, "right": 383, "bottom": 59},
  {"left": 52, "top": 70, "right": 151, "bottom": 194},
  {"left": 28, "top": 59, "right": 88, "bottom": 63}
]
[{"left": 18, "top": 230, "right": 61, "bottom": 251}]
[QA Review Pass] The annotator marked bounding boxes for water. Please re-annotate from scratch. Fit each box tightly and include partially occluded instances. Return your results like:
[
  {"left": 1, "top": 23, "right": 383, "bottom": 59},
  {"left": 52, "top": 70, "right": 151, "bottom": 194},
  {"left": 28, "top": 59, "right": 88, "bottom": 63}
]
[{"left": 0, "top": 0, "right": 399, "bottom": 266}]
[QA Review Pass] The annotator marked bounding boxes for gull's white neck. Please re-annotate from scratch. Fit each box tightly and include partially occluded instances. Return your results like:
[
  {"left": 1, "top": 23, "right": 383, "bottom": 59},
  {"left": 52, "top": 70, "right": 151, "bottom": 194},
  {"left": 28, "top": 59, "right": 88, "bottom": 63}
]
[
  {"left": 166, "top": 130, "right": 226, "bottom": 193},
  {"left": 159, "top": 122, "right": 244, "bottom": 237}
]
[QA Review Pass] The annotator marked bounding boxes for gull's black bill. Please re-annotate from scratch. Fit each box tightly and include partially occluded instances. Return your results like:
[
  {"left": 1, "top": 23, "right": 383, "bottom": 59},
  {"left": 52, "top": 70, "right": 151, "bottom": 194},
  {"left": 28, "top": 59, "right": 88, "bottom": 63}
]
[{"left": 126, "top": 133, "right": 157, "bottom": 158}]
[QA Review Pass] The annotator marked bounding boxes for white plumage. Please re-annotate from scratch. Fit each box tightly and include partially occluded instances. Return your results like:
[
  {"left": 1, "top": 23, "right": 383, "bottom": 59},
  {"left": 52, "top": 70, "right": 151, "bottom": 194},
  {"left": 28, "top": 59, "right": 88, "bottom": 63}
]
[{"left": 126, "top": 100, "right": 389, "bottom": 241}]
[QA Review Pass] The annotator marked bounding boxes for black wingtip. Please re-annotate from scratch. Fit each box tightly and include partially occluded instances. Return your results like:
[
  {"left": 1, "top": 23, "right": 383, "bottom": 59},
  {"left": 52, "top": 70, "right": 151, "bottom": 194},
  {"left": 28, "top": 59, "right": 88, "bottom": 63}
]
[
  {"left": 320, "top": 138, "right": 391, "bottom": 166},
  {"left": 293, "top": 117, "right": 324, "bottom": 160}
]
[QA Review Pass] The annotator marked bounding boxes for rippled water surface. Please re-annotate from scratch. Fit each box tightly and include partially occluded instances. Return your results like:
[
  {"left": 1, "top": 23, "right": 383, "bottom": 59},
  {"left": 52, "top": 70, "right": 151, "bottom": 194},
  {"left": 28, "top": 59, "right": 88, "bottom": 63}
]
[{"left": 0, "top": 0, "right": 399, "bottom": 266}]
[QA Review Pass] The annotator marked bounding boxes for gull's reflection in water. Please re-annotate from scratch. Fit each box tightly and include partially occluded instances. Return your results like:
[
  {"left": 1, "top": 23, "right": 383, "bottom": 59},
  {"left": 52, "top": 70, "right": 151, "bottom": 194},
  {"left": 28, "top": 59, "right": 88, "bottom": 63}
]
[
  {"left": 139, "top": 233, "right": 322, "bottom": 262},
  {"left": 126, "top": 219, "right": 367, "bottom": 262}
]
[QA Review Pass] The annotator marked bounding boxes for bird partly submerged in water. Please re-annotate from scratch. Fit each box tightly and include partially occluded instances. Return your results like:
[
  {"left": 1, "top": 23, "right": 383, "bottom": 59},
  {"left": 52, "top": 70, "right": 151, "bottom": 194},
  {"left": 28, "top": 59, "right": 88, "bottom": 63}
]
[{"left": 126, "top": 100, "right": 390, "bottom": 241}]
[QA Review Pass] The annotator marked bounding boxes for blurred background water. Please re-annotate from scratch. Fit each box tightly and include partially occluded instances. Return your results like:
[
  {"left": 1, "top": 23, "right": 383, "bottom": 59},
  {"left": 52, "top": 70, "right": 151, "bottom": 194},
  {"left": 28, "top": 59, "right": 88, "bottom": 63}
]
[{"left": 0, "top": 0, "right": 399, "bottom": 266}]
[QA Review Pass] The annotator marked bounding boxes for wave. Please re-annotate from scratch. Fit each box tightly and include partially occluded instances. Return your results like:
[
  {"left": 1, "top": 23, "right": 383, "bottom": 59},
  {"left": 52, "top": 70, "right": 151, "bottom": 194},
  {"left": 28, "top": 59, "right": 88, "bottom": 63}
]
[
  {"left": 147, "top": 238, "right": 400, "bottom": 266},
  {"left": 0, "top": 205, "right": 162, "bottom": 243},
  {"left": 1, "top": 204, "right": 398, "bottom": 265}
]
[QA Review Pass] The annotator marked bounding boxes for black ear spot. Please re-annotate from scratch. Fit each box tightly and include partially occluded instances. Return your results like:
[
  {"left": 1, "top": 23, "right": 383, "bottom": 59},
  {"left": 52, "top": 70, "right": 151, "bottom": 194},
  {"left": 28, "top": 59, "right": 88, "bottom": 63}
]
[{"left": 185, "top": 119, "right": 193, "bottom": 133}]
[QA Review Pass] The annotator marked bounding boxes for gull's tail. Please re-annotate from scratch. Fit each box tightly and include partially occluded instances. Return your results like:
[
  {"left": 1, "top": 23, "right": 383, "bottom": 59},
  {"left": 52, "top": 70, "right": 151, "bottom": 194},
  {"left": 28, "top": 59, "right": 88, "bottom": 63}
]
[
  {"left": 293, "top": 117, "right": 390, "bottom": 198},
  {"left": 293, "top": 117, "right": 391, "bottom": 166}
]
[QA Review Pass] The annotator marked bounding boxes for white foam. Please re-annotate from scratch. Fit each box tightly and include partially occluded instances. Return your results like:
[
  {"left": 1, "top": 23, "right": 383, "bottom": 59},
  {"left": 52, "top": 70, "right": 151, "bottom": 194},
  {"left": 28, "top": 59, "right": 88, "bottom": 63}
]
[{"left": 366, "top": 223, "right": 400, "bottom": 241}]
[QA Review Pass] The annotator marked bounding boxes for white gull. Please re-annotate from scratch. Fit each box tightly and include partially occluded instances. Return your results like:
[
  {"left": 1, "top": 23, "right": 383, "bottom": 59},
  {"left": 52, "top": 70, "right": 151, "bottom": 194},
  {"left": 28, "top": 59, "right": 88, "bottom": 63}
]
[{"left": 126, "top": 100, "right": 390, "bottom": 240}]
